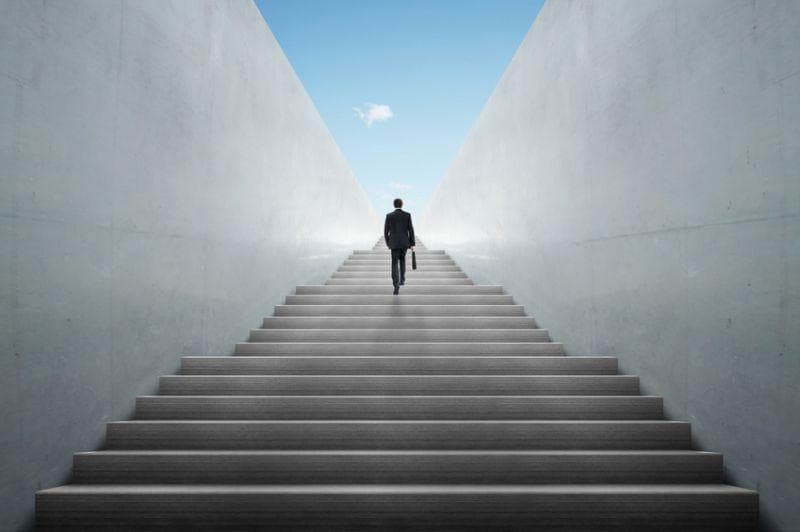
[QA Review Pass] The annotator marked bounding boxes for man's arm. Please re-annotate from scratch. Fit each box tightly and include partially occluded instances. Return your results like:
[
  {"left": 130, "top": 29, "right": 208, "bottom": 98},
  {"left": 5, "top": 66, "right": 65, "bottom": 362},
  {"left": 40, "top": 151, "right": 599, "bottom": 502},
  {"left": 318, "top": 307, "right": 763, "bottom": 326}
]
[
  {"left": 384, "top": 214, "right": 391, "bottom": 247},
  {"left": 407, "top": 213, "right": 416, "bottom": 248}
]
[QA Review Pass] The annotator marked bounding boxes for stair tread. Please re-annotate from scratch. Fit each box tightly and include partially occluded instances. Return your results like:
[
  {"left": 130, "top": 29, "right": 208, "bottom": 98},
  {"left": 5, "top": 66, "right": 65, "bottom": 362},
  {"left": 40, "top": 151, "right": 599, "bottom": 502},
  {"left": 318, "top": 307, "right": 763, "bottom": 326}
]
[
  {"left": 183, "top": 355, "right": 612, "bottom": 359},
  {"left": 39, "top": 483, "right": 754, "bottom": 495},
  {"left": 252, "top": 328, "right": 547, "bottom": 331},
  {"left": 111, "top": 419, "right": 684, "bottom": 424},
  {"left": 78, "top": 449, "right": 715, "bottom": 456},
  {"left": 141, "top": 394, "right": 661, "bottom": 397},
  {"left": 272, "top": 304, "right": 527, "bottom": 316},
  {"left": 162, "top": 374, "right": 632, "bottom": 378},
  {"left": 238, "top": 340, "right": 557, "bottom": 343}
]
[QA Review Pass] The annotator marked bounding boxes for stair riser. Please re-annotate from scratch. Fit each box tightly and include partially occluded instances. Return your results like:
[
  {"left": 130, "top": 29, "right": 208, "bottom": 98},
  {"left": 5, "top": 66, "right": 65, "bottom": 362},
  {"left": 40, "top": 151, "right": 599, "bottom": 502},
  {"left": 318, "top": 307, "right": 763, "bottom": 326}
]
[
  {"left": 338, "top": 259, "right": 454, "bottom": 265},
  {"left": 354, "top": 250, "right": 444, "bottom": 255},
  {"left": 234, "top": 342, "right": 565, "bottom": 355},
  {"left": 72, "top": 452, "right": 722, "bottom": 484},
  {"left": 346, "top": 256, "right": 453, "bottom": 260},
  {"left": 338, "top": 266, "right": 461, "bottom": 271},
  {"left": 135, "top": 396, "right": 663, "bottom": 420},
  {"left": 273, "top": 305, "right": 526, "bottom": 316},
  {"left": 105, "top": 421, "right": 691, "bottom": 450},
  {"left": 343, "top": 261, "right": 456, "bottom": 268},
  {"left": 35, "top": 489, "right": 758, "bottom": 531},
  {"left": 374, "top": 248, "right": 430, "bottom": 251},
  {"left": 373, "top": 246, "right": 428, "bottom": 249},
  {"left": 347, "top": 256, "right": 451, "bottom": 261},
  {"left": 326, "top": 279, "right": 473, "bottom": 285},
  {"left": 285, "top": 295, "right": 515, "bottom": 305},
  {"left": 158, "top": 376, "right": 640, "bottom": 396},
  {"left": 295, "top": 286, "right": 503, "bottom": 295},
  {"left": 247, "top": 329, "right": 551, "bottom": 342},
  {"left": 180, "top": 356, "right": 616, "bottom": 375},
  {"left": 331, "top": 271, "right": 467, "bottom": 278},
  {"left": 262, "top": 316, "right": 537, "bottom": 328}
]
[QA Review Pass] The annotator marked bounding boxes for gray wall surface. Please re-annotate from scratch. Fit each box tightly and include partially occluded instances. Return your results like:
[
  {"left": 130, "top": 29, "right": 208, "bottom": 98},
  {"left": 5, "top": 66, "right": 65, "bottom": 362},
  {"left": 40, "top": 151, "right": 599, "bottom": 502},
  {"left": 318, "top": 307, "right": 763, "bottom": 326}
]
[
  {"left": 0, "top": 1, "right": 378, "bottom": 529},
  {"left": 421, "top": 1, "right": 799, "bottom": 530}
]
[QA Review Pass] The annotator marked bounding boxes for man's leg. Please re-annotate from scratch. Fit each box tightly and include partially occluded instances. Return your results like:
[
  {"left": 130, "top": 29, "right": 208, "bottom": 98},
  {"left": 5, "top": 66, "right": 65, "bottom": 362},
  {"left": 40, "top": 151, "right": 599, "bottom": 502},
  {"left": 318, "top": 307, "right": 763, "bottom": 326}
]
[
  {"left": 398, "top": 248, "right": 407, "bottom": 285},
  {"left": 390, "top": 248, "right": 401, "bottom": 288}
]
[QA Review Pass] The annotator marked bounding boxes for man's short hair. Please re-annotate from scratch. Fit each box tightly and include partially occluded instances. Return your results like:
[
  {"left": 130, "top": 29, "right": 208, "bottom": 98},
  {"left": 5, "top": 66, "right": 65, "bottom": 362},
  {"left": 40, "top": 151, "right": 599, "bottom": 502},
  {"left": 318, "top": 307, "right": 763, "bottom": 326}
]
[{"left": 394, "top": 198, "right": 403, "bottom": 208}]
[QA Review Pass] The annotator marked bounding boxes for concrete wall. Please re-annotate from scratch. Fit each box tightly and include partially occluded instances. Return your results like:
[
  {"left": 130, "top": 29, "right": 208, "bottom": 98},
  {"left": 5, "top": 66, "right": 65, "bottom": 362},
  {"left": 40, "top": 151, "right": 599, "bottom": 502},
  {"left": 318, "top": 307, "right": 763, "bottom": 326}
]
[
  {"left": 0, "top": 1, "right": 379, "bottom": 529},
  {"left": 421, "top": 1, "right": 799, "bottom": 530}
]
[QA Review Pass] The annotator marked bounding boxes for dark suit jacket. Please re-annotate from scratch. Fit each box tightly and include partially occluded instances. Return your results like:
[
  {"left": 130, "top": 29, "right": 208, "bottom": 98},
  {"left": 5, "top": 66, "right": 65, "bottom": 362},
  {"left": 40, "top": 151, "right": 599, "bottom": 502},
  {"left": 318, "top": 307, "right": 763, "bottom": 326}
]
[{"left": 384, "top": 208, "right": 416, "bottom": 250}]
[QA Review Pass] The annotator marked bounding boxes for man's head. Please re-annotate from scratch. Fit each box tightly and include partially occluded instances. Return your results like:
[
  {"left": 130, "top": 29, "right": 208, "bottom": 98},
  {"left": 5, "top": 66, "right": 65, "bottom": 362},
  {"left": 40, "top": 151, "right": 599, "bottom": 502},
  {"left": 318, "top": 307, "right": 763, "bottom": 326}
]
[{"left": 394, "top": 198, "right": 403, "bottom": 209}]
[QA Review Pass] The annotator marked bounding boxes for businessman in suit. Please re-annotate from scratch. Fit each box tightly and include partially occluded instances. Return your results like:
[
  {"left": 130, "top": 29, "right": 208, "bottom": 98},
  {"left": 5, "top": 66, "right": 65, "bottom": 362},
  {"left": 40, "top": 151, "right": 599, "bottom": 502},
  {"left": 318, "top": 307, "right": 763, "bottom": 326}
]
[{"left": 384, "top": 198, "right": 415, "bottom": 295}]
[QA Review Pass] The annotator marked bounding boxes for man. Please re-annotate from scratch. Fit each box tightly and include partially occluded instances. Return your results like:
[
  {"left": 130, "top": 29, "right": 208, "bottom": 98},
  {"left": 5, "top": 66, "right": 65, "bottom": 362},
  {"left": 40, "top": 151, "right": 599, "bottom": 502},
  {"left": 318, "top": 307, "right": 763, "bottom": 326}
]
[{"left": 384, "top": 198, "right": 415, "bottom": 295}]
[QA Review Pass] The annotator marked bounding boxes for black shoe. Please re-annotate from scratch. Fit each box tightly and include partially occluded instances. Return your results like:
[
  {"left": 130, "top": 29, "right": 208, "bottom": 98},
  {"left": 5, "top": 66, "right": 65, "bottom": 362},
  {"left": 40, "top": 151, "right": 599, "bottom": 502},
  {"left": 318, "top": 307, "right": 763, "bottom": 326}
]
[
  {"left": 393, "top": 286, "right": 399, "bottom": 295},
  {"left": 400, "top": 280, "right": 405, "bottom": 286}
]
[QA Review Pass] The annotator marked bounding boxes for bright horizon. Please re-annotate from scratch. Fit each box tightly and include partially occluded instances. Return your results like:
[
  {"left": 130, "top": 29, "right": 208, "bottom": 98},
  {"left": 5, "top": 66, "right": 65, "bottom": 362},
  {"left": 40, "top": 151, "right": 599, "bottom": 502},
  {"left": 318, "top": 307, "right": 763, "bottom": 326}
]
[{"left": 255, "top": 0, "right": 545, "bottom": 216}]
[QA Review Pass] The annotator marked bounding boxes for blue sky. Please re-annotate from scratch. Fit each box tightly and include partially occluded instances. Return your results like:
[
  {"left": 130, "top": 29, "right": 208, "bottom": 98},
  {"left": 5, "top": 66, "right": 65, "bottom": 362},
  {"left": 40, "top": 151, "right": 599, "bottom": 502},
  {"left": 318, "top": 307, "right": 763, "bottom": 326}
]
[{"left": 255, "top": 0, "right": 545, "bottom": 215}]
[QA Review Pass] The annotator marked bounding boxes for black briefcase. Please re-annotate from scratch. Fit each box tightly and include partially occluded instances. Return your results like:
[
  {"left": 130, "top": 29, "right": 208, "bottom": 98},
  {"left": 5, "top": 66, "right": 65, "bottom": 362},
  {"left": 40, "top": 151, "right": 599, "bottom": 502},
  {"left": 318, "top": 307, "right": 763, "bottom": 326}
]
[{"left": 411, "top": 251, "right": 417, "bottom": 270}]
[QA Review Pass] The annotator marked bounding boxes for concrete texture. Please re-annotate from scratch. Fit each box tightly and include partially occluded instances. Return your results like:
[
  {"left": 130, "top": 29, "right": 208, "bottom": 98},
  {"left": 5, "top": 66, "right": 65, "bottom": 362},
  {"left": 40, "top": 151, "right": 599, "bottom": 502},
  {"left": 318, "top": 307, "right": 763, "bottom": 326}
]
[
  {"left": 34, "top": 239, "right": 757, "bottom": 528},
  {"left": 133, "top": 395, "right": 663, "bottom": 420},
  {"left": 69, "top": 450, "right": 724, "bottom": 484},
  {"left": 36, "top": 484, "right": 758, "bottom": 531},
  {"left": 0, "top": 0, "right": 378, "bottom": 529},
  {"left": 420, "top": 1, "right": 799, "bottom": 530}
]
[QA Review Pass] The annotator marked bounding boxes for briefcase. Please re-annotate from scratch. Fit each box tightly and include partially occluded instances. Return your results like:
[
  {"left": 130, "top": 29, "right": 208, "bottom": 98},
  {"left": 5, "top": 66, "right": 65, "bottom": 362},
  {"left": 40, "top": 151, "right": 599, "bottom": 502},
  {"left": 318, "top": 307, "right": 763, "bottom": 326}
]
[{"left": 411, "top": 251, "right": 417, "bottom": 270}]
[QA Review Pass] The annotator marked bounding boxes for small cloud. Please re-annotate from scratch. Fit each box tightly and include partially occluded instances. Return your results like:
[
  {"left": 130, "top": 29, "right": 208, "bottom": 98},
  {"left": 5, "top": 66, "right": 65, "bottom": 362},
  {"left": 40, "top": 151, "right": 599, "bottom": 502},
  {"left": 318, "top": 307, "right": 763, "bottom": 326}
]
[{"left": 353, "top": 102, "right": 394, "bottom": 126}]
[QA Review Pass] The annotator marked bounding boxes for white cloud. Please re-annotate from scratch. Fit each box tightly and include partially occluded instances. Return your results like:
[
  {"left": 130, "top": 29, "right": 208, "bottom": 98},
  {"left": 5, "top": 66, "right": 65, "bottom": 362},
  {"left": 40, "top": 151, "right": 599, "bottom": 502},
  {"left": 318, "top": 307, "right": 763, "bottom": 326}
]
[{"left": 353, "top": 102, "right": 394, "bottom": 126}]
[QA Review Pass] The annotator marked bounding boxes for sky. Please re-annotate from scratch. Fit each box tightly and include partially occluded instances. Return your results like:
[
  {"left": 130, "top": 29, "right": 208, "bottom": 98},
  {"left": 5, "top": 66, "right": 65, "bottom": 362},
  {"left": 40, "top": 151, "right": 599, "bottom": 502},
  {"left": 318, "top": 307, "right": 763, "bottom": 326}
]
[{"left": 254, "top": 0, "right": 545, "bottom": 215}]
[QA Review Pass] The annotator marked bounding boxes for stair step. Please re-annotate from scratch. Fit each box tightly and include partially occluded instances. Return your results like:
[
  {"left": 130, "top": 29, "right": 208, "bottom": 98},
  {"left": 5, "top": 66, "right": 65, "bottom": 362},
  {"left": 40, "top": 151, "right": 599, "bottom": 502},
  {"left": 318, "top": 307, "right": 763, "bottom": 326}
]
[
  {"left": 105, "top": 420, "right": 691, "bottom": 450},
  {"left": 248, "top": 329, "right": 551, "bottom": 342},
  {"left": 273, "top": 304, "right": 525, "bottom": 316},
  {"left": 343, "top": 259, "right": 456, "bottom": 266},
  {"left": 347, "top": 254, "right": 451, "bottom": 261},
  {"left": 262, "top": 316, "right": 536, "bottom": 328},
  {"left": 135, "top": 395, "right": 663, "bottom": 420},
  {"left": 354, "top": 250, "right": 445, "bottom": 254},
  {"left": 326, "top": 278, "right": 473, "bottom": 285},
  {"left": 295, "top": 285, "right": 503, "bottom": 295},
  {"left": 338, "top": 265, "right": 462, "bottom": 271},
  {"left": 180, "top": 355, "right": 615, "bottom": 375},
  {"left": 373, "top": 248, "right": 430, "bottom": 252},
  {"left": 375, "top": 242, "right": 427, "bottom": 247},
  {"left": 234, "top": 341, "right": 565, "bottom": 355},
  {"left": 331, "top": 271, "right": 468, "bottom": 278},
  {"left": 72, "top": 450, "right": 722, "bottom": 484},
  {"left": 286, "top": 296, "right": 514, "bottom": 306},
  {"left": 353, "top": 256, "right": 445, "bottom": 259},
  {"left": 285, "top": 295, "right": 515, "bottom": 305},
  {"left": 158, "top": 375, "right": 639, "bottom": 396},
  {"left": 35, "top": 484, "right": 758, "bottom": 531}
]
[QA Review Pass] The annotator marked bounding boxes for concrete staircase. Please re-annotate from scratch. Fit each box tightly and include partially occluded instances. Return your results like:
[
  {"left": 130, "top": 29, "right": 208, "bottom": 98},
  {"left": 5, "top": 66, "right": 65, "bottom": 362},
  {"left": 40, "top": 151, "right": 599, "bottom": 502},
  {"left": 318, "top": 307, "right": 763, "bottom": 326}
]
[{"left": 36, "top": 238, "right": 758, "bottom": 530}]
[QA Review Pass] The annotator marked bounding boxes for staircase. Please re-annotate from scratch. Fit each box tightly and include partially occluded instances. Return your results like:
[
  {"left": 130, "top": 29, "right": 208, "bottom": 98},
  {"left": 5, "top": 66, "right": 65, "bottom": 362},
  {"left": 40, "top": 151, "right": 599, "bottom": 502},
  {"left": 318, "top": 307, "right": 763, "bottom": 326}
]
[{"left": 36, "top": 238, "right": 758, "bottom": 530}]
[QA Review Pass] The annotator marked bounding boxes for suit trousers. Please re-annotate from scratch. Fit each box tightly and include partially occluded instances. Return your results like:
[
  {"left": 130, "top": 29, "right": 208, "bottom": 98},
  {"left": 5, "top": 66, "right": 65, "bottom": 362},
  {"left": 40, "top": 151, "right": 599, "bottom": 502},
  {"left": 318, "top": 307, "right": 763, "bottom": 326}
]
[{"left": 390, "top": 248, "right": 407, "bottom": 287}]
